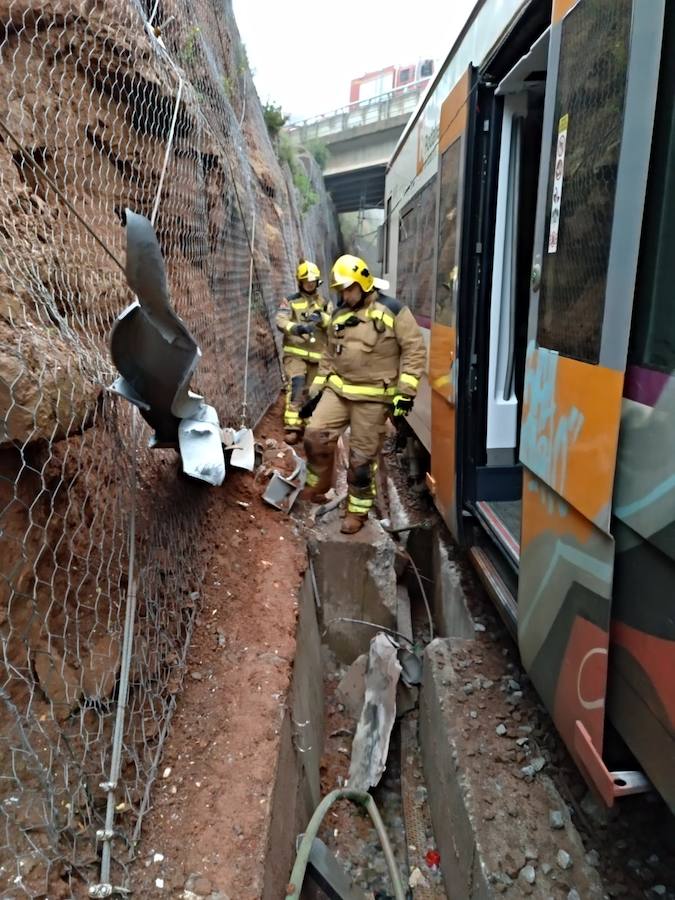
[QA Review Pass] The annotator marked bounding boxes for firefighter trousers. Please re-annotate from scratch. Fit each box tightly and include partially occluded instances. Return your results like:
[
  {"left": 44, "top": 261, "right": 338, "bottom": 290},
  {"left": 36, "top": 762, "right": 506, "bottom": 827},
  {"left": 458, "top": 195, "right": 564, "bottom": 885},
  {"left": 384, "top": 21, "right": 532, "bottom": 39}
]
[
  {"left": 304, "top": 388, "right": 389, "bottom": 515},
  {"left": 283, "top": 356, "right": 318, "bottom": 433}
]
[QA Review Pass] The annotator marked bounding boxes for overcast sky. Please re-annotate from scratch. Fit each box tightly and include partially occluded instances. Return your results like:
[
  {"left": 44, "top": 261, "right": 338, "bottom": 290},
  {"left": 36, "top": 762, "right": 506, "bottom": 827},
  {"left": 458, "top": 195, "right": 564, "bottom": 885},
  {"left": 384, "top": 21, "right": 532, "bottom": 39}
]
[{"left": 232, "top": 0, "right": 478, "bottom": 122}]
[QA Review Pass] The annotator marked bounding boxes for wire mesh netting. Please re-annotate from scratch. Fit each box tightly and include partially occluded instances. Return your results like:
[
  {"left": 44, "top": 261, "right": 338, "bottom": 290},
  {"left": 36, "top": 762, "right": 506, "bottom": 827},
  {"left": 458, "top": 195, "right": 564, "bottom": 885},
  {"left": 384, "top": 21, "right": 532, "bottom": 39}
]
[{"left": 0, "top": 0, "right": 338, "bottom": 894}]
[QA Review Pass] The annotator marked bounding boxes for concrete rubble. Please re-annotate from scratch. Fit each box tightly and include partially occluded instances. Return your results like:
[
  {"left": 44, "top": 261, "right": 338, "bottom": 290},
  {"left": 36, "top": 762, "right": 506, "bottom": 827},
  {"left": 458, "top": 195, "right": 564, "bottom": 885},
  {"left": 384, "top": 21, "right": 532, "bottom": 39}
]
[
  {"left": 347, "top": 632, "right": 401, "bottom": 792},
  {"left": 420, "top": 637, "right": 607, "bottom": 899}
]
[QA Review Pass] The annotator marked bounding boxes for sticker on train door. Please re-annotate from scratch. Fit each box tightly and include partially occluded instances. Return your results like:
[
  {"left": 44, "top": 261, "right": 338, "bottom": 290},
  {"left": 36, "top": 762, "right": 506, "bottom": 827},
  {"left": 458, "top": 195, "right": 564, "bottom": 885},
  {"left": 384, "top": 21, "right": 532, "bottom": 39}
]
[{"left": 547, "top": 114, "right": 569, "bottom": 254}]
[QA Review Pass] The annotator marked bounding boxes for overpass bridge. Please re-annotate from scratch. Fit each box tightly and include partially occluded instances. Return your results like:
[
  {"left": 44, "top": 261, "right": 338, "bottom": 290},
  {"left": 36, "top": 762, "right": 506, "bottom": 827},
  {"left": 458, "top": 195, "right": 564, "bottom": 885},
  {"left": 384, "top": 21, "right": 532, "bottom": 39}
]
[{"left": 287, "top": 82, "right": 427, "bottom": 213}]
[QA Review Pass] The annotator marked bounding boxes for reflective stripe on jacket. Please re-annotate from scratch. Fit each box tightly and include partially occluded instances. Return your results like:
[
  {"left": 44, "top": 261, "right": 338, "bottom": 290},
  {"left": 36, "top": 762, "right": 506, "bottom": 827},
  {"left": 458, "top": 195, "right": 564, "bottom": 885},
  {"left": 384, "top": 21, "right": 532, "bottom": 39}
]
[
  {"left": 275, "top": 290, "right": 332, "bottom": 359},
  {"left": 316, "top": 292, "right": 426, "bottom": 403}
]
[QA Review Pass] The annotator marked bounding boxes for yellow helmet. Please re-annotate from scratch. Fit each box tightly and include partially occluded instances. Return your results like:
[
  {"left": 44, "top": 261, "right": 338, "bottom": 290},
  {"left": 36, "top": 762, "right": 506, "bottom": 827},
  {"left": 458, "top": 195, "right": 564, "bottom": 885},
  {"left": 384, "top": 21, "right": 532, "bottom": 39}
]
[
  {"left": 330, "top": 254, "right": 389, "bottom": 292},
  {"left": 296, "top": 259, "right": 321, "bottom": 283}
]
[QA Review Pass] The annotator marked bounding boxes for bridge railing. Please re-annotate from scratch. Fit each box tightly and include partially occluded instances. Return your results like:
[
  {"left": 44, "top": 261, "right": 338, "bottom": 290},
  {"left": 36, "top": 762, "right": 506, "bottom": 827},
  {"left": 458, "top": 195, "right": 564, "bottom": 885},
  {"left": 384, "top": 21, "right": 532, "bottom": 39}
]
[{"left": 287, "top": 81, "right": 427, "bottom": 142}]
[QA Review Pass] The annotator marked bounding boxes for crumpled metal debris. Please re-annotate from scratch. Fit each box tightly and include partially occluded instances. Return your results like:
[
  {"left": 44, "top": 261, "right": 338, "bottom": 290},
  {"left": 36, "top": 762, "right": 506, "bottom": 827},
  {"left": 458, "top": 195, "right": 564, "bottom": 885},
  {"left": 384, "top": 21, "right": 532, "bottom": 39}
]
[
  {"left": 221, "top": 426, "right": 255, "bottom": 472},
  {"left": 109, "top": 210, "right": 225, "bottom": 486},
  {"left": 347, "top": 633, "right": 402, "bottom": 792},
  {"left": 262, "top": 447, "right": 306, "bottom": 512}
]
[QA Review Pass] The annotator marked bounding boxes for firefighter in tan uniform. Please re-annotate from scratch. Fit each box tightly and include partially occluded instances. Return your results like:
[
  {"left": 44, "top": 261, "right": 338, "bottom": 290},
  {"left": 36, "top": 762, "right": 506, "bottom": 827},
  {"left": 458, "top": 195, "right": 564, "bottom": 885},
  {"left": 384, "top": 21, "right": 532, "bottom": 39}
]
[
  {"left": 302, "top": 254, "right": 426, "bottom": 534},
  {"left": 276, "top": 260, "right": 332, "bottom": 444}
]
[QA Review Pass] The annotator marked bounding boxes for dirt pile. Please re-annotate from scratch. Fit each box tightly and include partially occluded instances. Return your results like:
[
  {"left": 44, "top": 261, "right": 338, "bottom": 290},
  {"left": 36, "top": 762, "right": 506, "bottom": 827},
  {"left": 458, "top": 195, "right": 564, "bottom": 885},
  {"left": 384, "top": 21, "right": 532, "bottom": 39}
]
[{"left": 132, "top": 400, "right": 308, "bottom": 899}]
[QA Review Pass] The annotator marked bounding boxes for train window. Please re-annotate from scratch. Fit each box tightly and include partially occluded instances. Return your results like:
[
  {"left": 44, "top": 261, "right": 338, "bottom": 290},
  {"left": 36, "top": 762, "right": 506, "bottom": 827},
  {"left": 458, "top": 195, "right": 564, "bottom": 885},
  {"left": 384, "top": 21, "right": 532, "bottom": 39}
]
[
  {"left": 396, "top": 176, "right": 437, "bottom": 320},
  {"left": 629, "top": 8, "right": 675, "bottom": 375},
  {"left": 434, "top": 140, "right": 462, "bottom": 328},
  {"left": 397, "top": 206, "right": 417, "bottom": 312},
  {"left": 420, "top": 60, "right": 433, "bottom": 79},
  {"left": 536, "top": 0, "right": 632, "bottom": 364}
]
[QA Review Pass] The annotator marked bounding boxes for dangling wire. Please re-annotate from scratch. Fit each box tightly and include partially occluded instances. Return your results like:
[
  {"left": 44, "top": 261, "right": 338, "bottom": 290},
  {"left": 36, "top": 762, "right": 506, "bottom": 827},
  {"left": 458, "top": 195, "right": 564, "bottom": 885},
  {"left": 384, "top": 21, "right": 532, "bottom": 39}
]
[{"left": 241, "top": 211, "right": 256, "bottom": 429}]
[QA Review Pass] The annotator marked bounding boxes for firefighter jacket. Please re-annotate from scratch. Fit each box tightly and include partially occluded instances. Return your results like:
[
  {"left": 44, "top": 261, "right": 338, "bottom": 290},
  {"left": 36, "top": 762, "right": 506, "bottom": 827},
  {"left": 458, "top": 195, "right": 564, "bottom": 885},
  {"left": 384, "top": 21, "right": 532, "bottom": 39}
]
[
  {"left": 314, "top": 291, "right": 426, "bottom": 403},
  {"left": 275, "top": 290, "right": 332, "bottom": 364}
]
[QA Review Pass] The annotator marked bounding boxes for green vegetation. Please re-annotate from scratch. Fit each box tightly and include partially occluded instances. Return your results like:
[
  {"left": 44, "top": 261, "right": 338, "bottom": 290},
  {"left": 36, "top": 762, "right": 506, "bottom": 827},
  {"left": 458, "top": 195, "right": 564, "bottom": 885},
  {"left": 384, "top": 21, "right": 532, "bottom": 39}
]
[
  {"left": 277, "top": 132, "right": 318, "bottom": 213},
  {"left": 305, "top": 139, "right": 329, "bottom": 170},
  {"left": 179, "top": 25, "right": 201, "bottom": 64},
  {"left": 262, "top": 102, "right": 288, "bottom": 139},
  {"left": 276, "top": 130, "right": 294, "bottom": 166},
  {"left": 292, "top": 169, "right": 319, "bottom": 213},
  {"left": 221, "top": 74, "right": 234, "bottom": 100},
  {"left": 237, "top": 44, "right": 250, "bottom": 76}
]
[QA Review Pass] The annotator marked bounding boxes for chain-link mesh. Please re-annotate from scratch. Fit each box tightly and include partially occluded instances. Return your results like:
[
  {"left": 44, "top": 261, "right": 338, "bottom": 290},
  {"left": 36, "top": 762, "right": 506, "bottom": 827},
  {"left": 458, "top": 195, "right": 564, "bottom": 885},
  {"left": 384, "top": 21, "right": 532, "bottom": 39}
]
[{"left": 0, "top": 1, "right": 338, "bottom": 894}]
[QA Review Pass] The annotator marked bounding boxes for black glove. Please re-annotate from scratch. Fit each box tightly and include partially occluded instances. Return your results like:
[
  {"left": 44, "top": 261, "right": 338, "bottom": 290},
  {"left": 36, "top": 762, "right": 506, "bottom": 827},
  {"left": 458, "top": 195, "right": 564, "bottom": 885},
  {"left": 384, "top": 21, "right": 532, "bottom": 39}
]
[
  {"left": 306, "top": 311, "right": 323, "bottom": 325},
  {"left": 299, "top": 392, "right": 322, "bottom": 419},
  {"left": 292, "top": 323, "right": 315, "bottom": 336},
  {"left": 392, "top": 394, "right": 414, "bottom": 417}
]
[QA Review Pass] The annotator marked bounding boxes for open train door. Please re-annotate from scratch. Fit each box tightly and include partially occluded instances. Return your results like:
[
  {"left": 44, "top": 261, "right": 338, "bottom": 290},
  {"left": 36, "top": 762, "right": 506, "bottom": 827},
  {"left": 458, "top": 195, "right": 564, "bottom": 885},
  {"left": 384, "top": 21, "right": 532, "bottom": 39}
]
[
  {"left": 517, "top": 0, "right": 665, "bottom": 804},
  {"left": 428, "top": 66, "right": 477, "bottom": 540}
]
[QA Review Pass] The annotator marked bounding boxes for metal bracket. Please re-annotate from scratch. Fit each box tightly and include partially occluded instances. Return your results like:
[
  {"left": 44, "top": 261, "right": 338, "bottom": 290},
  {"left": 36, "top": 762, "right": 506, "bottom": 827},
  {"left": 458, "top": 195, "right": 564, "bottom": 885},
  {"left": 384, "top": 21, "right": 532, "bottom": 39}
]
[
  {"left": 262, "top": 449, "right": 306, "bottom": 512},
  {"left": 292, "top": 717, "right": 312, "bottom": 754},
  {"left": 88, "top": 886, "right": 131, "bottom": 898},
  {"left": 574, "top": 720, "right": 651, "bottom": 806},
  {"left": 88, "top": 886, "right": 114, "bottom": 899}
]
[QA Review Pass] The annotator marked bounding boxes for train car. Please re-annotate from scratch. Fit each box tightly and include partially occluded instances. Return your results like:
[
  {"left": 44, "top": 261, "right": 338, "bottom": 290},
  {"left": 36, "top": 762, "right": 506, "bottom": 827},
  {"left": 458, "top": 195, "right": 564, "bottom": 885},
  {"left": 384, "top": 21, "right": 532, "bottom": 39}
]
[
  {"left": 394, "top": 59, "right": 435, "bottom": 89},
  {"left": 383, "top": 0, "right": 675, "bottom": 813},
  {"left": 349, "top": 60, "right": 435, "bottom": 104},
  {"left": 350, "top": 66, "right": 397, "bottom": 104}
]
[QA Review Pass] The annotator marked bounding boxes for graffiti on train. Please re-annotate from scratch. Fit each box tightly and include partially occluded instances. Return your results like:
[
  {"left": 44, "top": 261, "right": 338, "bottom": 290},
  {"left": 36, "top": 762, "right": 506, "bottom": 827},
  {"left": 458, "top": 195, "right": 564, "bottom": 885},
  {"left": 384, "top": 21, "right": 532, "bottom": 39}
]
[{"left": 521, "top": 343, "right": 584, "bottom": 511}]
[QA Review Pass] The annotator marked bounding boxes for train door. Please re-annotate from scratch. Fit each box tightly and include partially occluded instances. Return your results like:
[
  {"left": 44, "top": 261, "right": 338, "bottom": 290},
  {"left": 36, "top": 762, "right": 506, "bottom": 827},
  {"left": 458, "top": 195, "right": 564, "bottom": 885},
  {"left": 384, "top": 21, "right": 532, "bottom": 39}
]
[
  {"left": 517, "top": 0, "right": 665, "bottom": 804},
  {"left": 467, "top": 27, "right": 549, "bottom": 595},
  {"left": 428, "top": 67, "right": 476, "bottom": 541}
]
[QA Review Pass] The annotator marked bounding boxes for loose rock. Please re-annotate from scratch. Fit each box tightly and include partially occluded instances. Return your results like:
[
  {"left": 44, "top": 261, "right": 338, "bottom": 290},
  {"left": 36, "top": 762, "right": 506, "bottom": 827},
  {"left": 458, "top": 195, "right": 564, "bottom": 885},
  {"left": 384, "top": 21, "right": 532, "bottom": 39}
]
[
  {"left": 409, "top": 867, "right": 429, "bottom": 888},
  {"left": 519, "top": 865, "right": 536, "bottom": 885},
  {"left": 557, "top": 849, "right": 573, "bottom": 870},
  {"left": 549, "top": 809, "right": 565, "bottom": 830},
  {"left": 503, "top": 850, "right": 526, "bottom": 879},
  {"left": 190, "top": 875, "right": 213, "bottom": 896}
]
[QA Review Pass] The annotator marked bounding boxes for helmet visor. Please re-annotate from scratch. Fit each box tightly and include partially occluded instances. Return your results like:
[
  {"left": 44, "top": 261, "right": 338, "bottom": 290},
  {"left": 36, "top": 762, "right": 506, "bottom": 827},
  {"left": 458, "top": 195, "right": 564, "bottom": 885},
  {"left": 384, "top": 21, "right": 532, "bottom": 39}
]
[{"left": 330, "top": 273, "right": 355, "bottom": 290}]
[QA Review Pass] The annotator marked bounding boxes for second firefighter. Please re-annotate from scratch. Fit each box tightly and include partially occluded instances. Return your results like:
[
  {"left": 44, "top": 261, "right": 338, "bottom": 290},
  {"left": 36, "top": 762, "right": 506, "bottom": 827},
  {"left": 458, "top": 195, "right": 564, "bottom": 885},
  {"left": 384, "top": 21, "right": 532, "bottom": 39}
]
[{"left": 276, "top": 259, "right": 332, "bottom": 444}]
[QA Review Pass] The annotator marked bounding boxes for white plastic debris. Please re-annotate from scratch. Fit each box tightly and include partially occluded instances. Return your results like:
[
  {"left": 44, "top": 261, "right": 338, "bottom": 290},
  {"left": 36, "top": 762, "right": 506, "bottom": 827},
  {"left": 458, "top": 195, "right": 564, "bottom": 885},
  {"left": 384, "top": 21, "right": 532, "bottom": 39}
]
[
  {"left": 347, "top": 633, "right": 402, "bottom": 792},
  {"left": 409, "top": 867, "right": 429, "bottom": 888}
]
